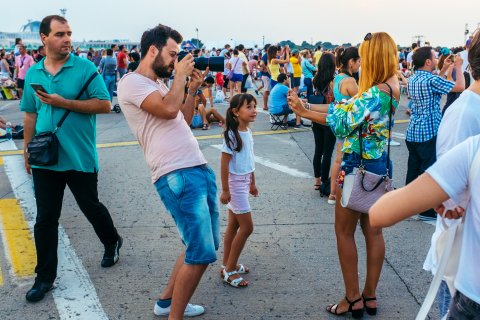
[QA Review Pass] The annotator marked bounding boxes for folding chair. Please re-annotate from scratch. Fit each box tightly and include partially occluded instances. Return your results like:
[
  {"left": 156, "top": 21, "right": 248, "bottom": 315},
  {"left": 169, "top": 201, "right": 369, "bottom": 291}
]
[{"left": 269, "top": 113, "right": 287, "bottom": 131}]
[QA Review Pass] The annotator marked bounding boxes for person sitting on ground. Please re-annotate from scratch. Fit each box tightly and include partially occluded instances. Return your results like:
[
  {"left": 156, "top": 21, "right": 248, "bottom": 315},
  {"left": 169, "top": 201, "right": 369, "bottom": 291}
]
[
  {"left": 267, "top": 73, "right": 302, "bottom": 128},
  {"left": 190, "top": 76, "right": 225, "bottom": 130}
]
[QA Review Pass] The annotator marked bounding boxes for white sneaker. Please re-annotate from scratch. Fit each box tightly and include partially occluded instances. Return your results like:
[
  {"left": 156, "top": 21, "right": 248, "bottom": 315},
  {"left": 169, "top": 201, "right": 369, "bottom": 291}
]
[
  {"left": 388, "top": 140, "right": 401, "bottom": 146},
  {"left": 154, "top": 301, "right": 205, "bottom": 317}
]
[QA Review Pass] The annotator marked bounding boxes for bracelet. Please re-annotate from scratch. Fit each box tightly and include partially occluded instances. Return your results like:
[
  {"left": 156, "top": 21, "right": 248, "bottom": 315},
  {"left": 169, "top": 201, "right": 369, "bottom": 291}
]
[{"left": 305, "top": 102, "right": 311, "bottom": 110}]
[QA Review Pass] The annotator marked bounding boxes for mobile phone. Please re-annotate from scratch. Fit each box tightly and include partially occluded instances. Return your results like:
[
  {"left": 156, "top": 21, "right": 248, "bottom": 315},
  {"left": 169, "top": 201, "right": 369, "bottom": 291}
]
[
  {"left": 30, "top": 83, "right": 47, "bottom": 93},
  {"left": 448, "top": 55, "right": 455, "bottom": 62}
]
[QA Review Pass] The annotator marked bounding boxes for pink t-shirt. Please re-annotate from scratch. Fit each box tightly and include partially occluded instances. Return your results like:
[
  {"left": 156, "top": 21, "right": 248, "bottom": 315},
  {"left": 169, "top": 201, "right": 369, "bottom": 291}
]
[
  {"left": 117, "top": 73, "right": 207, "bottom": 183},
  {"left": 15, "top": 54, "right": 34, "bottom": 79}
]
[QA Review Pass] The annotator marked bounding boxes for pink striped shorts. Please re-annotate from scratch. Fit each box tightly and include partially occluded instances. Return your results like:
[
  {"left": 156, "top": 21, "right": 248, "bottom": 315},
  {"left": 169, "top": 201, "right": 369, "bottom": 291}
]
[{"left": 226, "top": 173, "right": 252, "bottom": 214}]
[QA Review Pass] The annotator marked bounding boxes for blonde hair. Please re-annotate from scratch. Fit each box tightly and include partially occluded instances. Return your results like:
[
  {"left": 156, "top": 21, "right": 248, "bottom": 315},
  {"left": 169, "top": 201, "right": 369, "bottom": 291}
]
[{"left": 357, "top": 32, "right": 398, "bottom": 97}]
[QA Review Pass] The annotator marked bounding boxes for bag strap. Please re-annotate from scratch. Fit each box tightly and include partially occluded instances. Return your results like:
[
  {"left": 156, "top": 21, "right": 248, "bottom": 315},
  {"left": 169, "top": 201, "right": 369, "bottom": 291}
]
[
  {"left": 54, "top": 72, "right": 99, "bottom": 132},
  {"left": 358, "top": 83, "right": 394, "bottom": 173},
  {"left": 415, "top": 147, "right": 480, "bottom": 320}
]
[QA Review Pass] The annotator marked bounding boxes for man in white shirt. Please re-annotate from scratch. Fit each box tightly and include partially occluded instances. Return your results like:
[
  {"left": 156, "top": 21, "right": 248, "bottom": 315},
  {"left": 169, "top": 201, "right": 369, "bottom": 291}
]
[
  {"left": 117, "top": 24, "right": 218, "bottom": 319},
  {"left": 422, "top": 29, "right": 480, "bottom": 317}
]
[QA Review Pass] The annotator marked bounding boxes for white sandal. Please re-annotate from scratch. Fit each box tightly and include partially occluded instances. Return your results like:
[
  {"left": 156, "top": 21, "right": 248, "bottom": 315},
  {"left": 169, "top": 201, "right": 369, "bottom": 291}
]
[
  {"left": 220, "top": 264, "right": 249, "bottom": 274},
  {"left": 222, "top": 270, "right": 248, "bottom": 288}
]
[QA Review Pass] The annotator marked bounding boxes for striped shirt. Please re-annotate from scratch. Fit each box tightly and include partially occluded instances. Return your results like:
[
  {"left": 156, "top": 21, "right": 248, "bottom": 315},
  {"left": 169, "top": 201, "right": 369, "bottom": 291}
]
[{"left": 406, "top": 70, "right": 454, "bottom": 142}]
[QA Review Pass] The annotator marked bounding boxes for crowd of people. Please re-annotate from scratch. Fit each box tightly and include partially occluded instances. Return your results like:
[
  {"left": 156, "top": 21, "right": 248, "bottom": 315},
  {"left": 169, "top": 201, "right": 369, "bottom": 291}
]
[{"left": 3, "top": 12, "right": 479, "bottom": 320}]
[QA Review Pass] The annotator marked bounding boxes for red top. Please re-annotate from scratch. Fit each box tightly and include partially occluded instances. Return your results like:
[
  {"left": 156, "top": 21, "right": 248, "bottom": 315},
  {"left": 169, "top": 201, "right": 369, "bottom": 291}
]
[{"left": 117, "top": 52, "right": 127, "bottom": 69}]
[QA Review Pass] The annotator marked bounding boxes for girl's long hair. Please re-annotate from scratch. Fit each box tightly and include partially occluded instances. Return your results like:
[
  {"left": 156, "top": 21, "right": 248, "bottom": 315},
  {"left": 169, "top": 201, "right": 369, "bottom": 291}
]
[
  {"left": 224, "top": 93, "right": 256, "bottom": 153},
  {"left": 357, "top": 32, "right": 398, "bottom": 97},
  {"left": 267, "top": 46, "right": 278, "bottom": 63},
  {"left": 313, "top": 53, "right": 336, "bottom": 92}
]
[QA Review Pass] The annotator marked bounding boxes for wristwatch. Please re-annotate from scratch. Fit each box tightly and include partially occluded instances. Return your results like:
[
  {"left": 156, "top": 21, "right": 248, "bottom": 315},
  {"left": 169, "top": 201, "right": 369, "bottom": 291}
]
[{"left": 188, "top": 89, "right": 198, "bottom": 97}]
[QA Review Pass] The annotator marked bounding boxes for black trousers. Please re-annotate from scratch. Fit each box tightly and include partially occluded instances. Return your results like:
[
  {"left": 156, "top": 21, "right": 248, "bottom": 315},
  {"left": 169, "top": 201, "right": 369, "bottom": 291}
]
[
  {"left": 312, "top": 123, "right": 336, "bottom": 181},
  {"left": 406, "top": 136, "right": 437, "bottom": 217},
  {"left": 32, "top": 169, "right": 119, "bottom": 282},
  {"left": 241, "top": 74, "right": 248, "bottom": 93}
]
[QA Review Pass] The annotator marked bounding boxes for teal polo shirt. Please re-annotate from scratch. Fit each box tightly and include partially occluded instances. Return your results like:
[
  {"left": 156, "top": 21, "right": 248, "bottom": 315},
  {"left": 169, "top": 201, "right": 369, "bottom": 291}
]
[{"left": 20, "top": 54, "right": 110, "bottom": 173}]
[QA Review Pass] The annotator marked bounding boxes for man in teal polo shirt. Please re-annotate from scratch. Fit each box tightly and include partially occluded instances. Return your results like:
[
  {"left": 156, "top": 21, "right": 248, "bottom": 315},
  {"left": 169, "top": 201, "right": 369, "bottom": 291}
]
[{"left": 21, "top": 15, "right": 122, "bottom": 303}]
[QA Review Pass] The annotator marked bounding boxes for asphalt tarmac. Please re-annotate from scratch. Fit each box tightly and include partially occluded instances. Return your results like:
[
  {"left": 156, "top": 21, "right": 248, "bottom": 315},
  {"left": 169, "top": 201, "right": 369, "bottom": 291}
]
[{"left": 0, "top": 92, "right": 440, "bottom": 320}]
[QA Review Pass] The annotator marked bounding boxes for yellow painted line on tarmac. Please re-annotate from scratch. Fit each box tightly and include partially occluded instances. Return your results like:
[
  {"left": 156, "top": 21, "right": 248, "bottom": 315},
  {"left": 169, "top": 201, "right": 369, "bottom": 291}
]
[
  {"left": 0, "top": 199, "right": 36, "bottom": 277},
  {"left": 0, "top": 156, "right": 3, "bottom": 166},
  {"left": 0, "top": 129, "right": 305, "bottom": 156},
  {"left": 396, "top": 119, "right": 410, "bottom": 124}
]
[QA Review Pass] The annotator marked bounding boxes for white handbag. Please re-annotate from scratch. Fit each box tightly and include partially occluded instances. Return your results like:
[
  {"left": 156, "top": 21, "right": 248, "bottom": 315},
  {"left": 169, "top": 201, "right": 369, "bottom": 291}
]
[{"left": 416, "top": 149, "right": 480, "bottom": 320}]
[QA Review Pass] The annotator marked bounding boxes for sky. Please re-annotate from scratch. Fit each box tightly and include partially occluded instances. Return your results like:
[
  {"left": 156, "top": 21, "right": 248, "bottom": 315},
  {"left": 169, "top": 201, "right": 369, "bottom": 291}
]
[{"left": 2, "top": 0, "right": 479, "bottom": 48}]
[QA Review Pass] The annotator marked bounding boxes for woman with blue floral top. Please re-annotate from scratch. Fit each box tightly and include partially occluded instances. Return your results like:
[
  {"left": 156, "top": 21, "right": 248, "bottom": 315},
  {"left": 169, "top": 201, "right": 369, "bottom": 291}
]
[{"left": 288, "top": 32, "right": 400, "bottom": 318}]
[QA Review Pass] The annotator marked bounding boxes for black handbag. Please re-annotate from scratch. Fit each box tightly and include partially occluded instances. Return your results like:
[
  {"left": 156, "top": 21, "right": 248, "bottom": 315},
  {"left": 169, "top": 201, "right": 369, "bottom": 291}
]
[{"left": 28, "top": 72, "right": 98, "bottom": 166}]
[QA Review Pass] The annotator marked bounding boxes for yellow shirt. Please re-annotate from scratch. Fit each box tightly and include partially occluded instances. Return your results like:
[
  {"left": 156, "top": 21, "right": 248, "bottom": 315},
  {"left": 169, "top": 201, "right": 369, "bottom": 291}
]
[
  {"left": 314, "top": 51, "right": 323, "bottom": 66},
  {"left": 268, "top": 61, "right": 280, "bottom": 81},
  {"left": 290, "top": 57, "right": 302, "bottom": 77}
]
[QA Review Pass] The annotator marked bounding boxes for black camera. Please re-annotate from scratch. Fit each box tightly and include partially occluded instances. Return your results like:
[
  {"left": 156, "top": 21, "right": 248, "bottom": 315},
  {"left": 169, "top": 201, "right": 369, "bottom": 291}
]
[{"left": 177, "top": 51, "right": 224, "bottom": 72}]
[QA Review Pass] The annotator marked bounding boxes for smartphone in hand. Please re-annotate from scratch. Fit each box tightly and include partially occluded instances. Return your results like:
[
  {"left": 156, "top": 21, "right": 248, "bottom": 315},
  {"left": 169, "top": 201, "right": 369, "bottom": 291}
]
[{"left": 30, "top": 83, "right": 47, "bottom": 93}]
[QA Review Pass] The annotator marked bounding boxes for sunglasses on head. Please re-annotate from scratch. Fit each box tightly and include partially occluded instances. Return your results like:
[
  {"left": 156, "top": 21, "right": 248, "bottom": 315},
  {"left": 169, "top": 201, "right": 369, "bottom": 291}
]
[{"left": 364, "top": 33, "right": 372, "bottom": 41}]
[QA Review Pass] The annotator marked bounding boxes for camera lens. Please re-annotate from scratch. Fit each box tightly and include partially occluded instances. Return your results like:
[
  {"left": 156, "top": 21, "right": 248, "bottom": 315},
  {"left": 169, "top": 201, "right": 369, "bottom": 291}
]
[{"left": 177, "top": 51, "right": 224, "bottom": 72}]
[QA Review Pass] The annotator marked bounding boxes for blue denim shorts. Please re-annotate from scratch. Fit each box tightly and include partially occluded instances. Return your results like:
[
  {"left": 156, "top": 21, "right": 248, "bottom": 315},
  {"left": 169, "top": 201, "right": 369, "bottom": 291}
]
[
  {"left": 155, "top": 165, "right": 219, "bottom": 264},
  {"left": 341, "top": 152, "right": 393, "bottom": 178}
]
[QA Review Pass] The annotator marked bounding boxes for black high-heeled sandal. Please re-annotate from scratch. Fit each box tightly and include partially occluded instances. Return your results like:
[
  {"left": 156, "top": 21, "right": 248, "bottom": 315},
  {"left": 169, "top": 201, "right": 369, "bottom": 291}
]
[
  {"left": 362, "top": 295, "right": 377, "bottom": 315},
  {"left": 326, "top": 296, "right": 364, "bottom": 319}
]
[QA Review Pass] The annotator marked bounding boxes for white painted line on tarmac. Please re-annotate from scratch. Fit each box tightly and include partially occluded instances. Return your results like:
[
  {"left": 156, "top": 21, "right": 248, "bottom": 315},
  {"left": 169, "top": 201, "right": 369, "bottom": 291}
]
[
  {"left": 211, "top": 144, "right": 313, "bottom": 178},
  {"left": 3, "top": 153, "right": 108, "bottom": 319},
  {"left": 392, "top": 132, "right": 406, "bottom": 139}
]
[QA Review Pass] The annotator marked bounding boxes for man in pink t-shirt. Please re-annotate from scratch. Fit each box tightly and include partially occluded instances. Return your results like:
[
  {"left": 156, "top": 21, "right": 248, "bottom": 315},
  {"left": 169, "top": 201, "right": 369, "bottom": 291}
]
[
  {"left": 117, "top": 24, "right": 218, "bottom": 318},
  {"left": 15, "top": 45, "right": 35, "bottom": 99}
]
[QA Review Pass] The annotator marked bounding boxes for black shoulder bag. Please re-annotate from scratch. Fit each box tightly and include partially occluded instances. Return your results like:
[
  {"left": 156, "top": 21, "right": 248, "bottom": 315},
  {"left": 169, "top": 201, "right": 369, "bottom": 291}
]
[{"left": 27, "top": 72, "right": 98, "bottom": 166}]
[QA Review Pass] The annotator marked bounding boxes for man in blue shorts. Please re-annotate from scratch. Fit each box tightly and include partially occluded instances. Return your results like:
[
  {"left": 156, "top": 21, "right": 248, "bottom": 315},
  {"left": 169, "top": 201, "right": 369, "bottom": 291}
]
[{"left": 118, "top": 24, "right": 219, "bottom": 318}]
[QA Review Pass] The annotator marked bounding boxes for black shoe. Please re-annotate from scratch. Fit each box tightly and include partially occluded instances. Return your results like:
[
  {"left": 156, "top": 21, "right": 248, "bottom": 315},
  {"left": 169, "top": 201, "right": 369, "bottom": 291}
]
[
  {"left": 101, "top": 236, "right": 123, "bottom": 268},
  {"left": 25, "top": 279, "right": 54, "bottom": 302}
]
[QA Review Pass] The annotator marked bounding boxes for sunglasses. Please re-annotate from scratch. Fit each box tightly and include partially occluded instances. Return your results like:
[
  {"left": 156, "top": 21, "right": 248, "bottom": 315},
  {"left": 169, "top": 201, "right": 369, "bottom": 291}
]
[{"left": 364, "top": 33, "right": 372, "bottom": 41}]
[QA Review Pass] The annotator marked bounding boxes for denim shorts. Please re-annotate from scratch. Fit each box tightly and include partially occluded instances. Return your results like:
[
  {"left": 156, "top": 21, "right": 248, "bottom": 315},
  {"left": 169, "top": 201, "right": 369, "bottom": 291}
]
[
  {"left": 341, "top": 152, "right": 393, "bottom": 178},
  {"left": 447, "top": 291, "right": 480, "bottom": 319},
  {"left": 155, "top": 165, "right": 219, "bottom": 264}
]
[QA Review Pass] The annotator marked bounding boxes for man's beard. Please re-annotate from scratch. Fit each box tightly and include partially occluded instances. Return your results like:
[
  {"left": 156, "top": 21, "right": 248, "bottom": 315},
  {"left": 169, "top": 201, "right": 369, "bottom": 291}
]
[{"left": 152, "top": 54, "right": 174, "bottom": 78}]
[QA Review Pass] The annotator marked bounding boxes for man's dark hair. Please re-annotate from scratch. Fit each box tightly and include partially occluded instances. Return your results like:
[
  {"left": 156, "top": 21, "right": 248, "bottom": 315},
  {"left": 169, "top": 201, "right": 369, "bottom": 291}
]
[
  {"left": 130, "top": 52, "right": 140, "bottom": 62},
  {"left": 277, "top": 73, "right": 288, "bottom": 83},
  {"left": 238, "top": 44, "right": 245, "bottom": 51},
  {"left": 412, "top": 43, "right": 418, "bottom": 49},
  {"left": 119, "top": 45, "right": 124, "bottom": 51},
  {"left": 39, "top": 15, "right": 68, "bottom": 36},
  {"left": 204, "top": 76, "right": 214, "bottom": 84},
  {"left": 15, "top": 38, "right": 22, "bottom": 44},
  {"left": 140, "top": 24, "right": 182, "bottom": 60},
  {"left": 225, "top": 44, "right": 230, "bottom": 49},
  {"left": 412, "top": 46, "right": 433, "bottom": 70},
  {"left": 38, "top": 45, "right": 44, "bottom": 51},
  {"left": 193, "top": 49, "right": 201, "bottom": 56},
  {"left": 469, "top": 31, "right": 480, "bottom": 81},
  {"left": 106, "top": 49, "right": 113, "bottom": 56},
  {"left": 111, "top": 44, "right": 117, "bottom": 49}
]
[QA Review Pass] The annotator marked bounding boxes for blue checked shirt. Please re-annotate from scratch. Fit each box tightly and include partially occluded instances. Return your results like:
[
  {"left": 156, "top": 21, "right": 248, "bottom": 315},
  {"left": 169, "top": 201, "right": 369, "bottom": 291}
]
[{"left": 406, "top": 70, "right": 454, "bottom": 142}]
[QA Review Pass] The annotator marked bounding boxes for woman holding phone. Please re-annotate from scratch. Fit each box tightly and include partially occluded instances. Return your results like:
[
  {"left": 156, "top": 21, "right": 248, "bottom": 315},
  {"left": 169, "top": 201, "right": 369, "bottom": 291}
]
[{"left": 288, "top": 32, "right": 400, "bottom": 318}]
